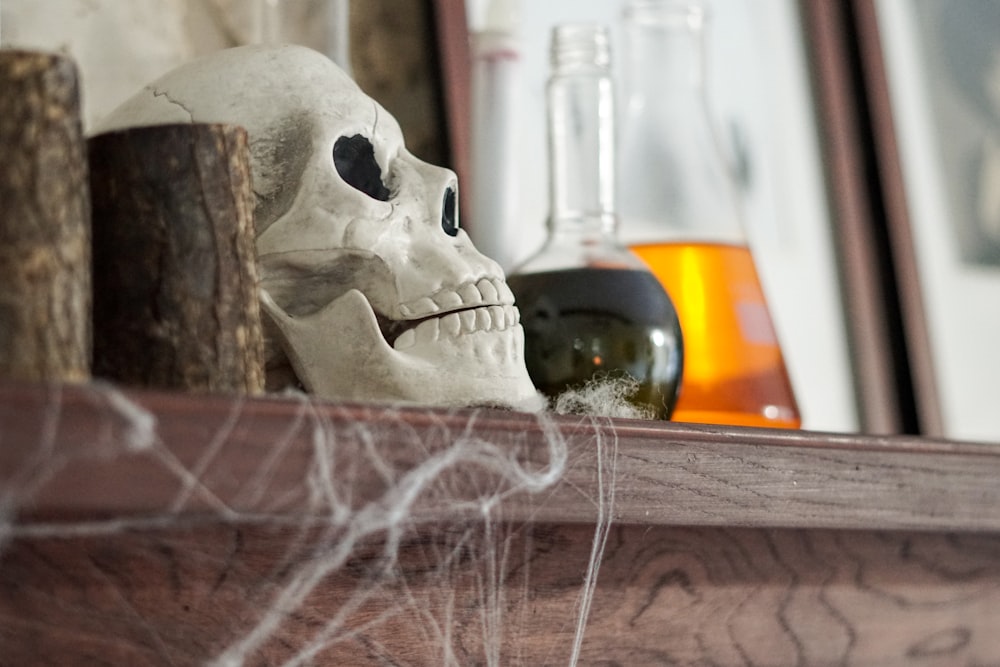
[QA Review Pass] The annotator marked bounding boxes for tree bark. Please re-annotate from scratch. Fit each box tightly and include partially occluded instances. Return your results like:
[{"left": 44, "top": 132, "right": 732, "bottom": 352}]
[
  {"left": 89, "top": 123, "right": 264, "bottom": 395},
  {"left": 0, "top": 50, "right": 92, "bottom": 384}
]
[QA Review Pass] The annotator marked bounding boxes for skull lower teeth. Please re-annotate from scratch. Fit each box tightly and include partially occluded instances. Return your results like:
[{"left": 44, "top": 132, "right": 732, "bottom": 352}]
[{"left": 393, "top": 305, "right": 520, "bottom": 351}]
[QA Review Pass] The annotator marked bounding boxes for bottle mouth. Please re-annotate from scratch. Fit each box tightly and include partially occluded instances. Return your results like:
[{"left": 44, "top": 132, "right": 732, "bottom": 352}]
[
  {"left": 623, "top": 0, "right": 707, "bottom": 30},
  {"left": 549, "top": 23, "right": 611, "bottom": 70}
]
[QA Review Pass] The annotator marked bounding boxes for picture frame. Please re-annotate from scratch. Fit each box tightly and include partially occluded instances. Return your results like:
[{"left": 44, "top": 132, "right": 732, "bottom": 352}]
[{"left": 858, "top": 0, "right": 1000, "bottom": 442}]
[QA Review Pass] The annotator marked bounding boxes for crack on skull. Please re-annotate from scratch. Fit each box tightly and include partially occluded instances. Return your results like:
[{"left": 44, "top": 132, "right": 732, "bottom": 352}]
[
  {"left": 371, "top": 100, "right": 381, "bottom": 135},
  {"left": 151, "top": 86, "right": 195, "bottom": 122}
]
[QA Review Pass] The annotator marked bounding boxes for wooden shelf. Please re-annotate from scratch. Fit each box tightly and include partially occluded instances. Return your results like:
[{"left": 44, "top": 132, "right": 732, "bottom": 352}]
[
  {"left": 4, "top": 380, "right": 999, "bottom": 531},
  {"left": 2, "top": 381, "right": 1000, "bottom": 664}
]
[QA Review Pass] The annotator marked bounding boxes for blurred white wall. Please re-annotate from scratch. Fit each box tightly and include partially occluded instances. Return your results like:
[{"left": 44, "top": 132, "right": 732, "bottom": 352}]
[{"left": 0, "top": 0, "right": 257, "bottom": 130}]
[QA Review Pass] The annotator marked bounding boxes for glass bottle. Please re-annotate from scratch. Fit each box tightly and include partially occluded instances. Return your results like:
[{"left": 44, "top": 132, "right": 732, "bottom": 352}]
[
  {"left": 617, "top": 0, "right": 800, "bottom": 428},
  {"left": 506, "top": 23, "right": 683, "bottom": 420}
]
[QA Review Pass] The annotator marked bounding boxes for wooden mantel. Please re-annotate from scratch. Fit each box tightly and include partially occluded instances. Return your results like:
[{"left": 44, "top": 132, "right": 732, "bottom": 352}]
[{"left": 2, "top": 380, "right": 1000, "bottom": 665}]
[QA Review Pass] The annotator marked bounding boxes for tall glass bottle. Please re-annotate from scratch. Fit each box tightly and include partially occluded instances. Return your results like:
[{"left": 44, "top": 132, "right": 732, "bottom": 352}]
[
  {"left": 507, "top": 24, "right": 683, "bottom": 420},
  {"left": 618, "top": 0, "right": 800, "bottom": 428}
]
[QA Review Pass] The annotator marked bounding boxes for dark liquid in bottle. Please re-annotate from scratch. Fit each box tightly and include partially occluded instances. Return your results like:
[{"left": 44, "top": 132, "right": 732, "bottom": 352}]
[{"left": 508, "top": 267, "right": 683, "bottom": 420}]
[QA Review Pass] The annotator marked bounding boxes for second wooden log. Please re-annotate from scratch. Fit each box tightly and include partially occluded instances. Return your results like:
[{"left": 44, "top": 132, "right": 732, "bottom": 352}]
[{"left": 89, "top": 123, "right": 264, "bottom": 394}]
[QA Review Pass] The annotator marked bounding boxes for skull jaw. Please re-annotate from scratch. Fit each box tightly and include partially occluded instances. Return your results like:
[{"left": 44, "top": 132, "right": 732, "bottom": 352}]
[{"left": 261, "top": 289, "right": 544, "bottom": 412}]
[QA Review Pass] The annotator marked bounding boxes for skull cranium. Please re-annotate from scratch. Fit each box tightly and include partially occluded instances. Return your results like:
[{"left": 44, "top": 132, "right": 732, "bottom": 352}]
[{"left": 96, "top": 44, "right": 541, "bottom": 411}]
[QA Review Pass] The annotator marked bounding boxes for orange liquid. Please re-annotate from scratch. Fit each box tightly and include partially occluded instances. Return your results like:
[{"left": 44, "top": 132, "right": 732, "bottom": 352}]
[{"left": 630, "top": 241, "right": 801, "bottom": 429}]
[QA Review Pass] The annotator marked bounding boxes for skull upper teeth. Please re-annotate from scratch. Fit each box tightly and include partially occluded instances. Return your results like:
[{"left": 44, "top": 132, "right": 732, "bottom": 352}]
[
  {"left": 433, "top": 290, "right": 463, "bottom": 310},
  {"left": 393, "top": 303, "right": 520, "bottom": 350},
  {"left": 457, "top": 283, "right": 483, "bottom": 307},
  {"left": 400, "top": 277, "right": 514, "bottom": 318},
  {"left": 403, "top": 296, "right": 439, "bottom": 318},
  {"left": 477, "top": 278, "right": 499, "bottom": 303}
]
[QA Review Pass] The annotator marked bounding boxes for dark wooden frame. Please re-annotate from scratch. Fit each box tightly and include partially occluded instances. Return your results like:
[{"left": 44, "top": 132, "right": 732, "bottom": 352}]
[
  {"left": 846, "top": 0, "right": 1000, "bottom": 443},
  {"left": 848, "top": 0, "right": 943, "bottom": 436},
  {"left": 799, "top": 0, "right": 942, "bottom": 435},
  {"left": 431, "top": 0, "right": 474, "bottom": 230}
]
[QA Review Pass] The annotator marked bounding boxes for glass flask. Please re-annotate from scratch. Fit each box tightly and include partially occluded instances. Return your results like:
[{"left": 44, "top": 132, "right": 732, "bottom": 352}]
[
  {"left": 507, "top": 23, "right": 683, "bottom": 420},
  {"left": 618, "top": 0, "right": 800, "bottom": 428}
]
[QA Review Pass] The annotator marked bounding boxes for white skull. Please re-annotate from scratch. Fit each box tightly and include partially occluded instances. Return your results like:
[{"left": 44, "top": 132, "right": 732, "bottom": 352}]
[{"left": 96, "top": 44, "right": 541, "bottom": 411}]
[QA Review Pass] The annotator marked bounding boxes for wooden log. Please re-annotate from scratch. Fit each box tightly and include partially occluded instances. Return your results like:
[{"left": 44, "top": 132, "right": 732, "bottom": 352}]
[
  {"left": 0, "top": 50, "right": 91, "bottom": 384},
  {"left": 89, "top": 123, "right": 264, "bottom": 394}
]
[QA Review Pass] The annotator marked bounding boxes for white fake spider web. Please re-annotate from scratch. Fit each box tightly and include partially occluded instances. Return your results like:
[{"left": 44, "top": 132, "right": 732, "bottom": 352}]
[{"left": 0, "top": 380, "right": 625, "bottom": 665}]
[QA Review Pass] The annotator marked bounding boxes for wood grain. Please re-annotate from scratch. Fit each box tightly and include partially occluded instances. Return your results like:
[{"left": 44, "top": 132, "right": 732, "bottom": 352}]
[{"left": 2, "top": 522, "right": 999, "bottom": 665}]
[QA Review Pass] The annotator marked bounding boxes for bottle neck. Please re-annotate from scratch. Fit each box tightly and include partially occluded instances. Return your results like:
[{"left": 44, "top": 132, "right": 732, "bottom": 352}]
[
  {"left": 546, "top": 26, "right": 617, "bottom": 240},
  {"left": 514, "top": 23, "right": 646, "bottom": 275}
]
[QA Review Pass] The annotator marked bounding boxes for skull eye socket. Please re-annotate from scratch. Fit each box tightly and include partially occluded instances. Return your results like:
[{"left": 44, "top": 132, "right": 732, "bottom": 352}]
[
  {"left": 442, "top": 187, "right": 458, "bottom": 237},
  {"left": 333, "top": 134, "right": 391, "bottom": 201}
]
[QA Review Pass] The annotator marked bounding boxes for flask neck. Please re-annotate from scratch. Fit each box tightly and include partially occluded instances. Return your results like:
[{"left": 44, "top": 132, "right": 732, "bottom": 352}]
[
  {"left": 546, "top": 24, "right": 617, "bottom": 240},
  {"left": 623, "top": 2, "right": 708, "bottom": 101},
  {"left": 618, "top": 0, "right": 746, "bottom": 245}
]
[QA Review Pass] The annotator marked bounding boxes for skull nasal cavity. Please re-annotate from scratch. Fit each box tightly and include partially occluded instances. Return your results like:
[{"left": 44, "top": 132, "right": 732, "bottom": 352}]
[
  {"left": 333, "top": 135, "right": 390, "bottom": 201},
  {"left": 442, "top": 187, "right": 458, "bottom": 237}
]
